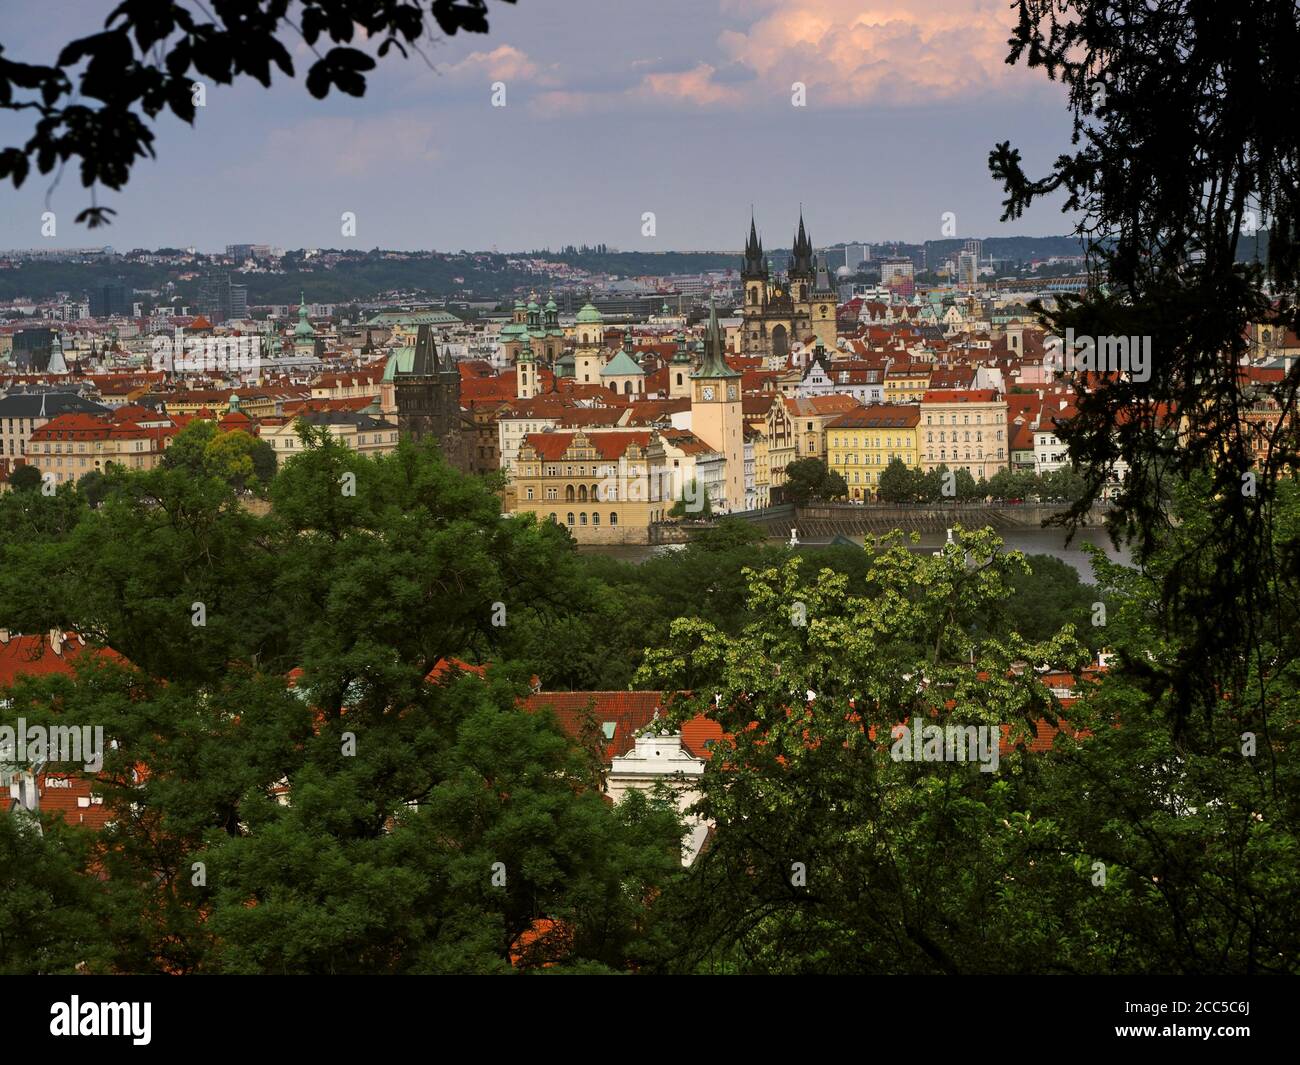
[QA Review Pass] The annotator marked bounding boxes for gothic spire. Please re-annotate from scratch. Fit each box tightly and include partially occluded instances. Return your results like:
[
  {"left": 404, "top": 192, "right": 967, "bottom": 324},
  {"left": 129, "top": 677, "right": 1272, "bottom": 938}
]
[
  {"left": 411, "top": 323, "right": 439, "bottom": 376},
  {"left": 692, "top": 298, "right": 740, "bottom": 379},
  {"left": 743, "top": 212, "right": 766, "bottom": 278}
]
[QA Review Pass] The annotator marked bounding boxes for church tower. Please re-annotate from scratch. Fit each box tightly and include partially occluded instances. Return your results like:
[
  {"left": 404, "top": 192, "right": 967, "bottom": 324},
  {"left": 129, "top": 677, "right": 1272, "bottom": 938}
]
[
  {"left": 669, "top": 329, "right": 693, "bottom": 398},
  {"left": 394, "top": 323, "right": 469, "bottom": 470},
  {"left": 516, "top": 334, "right": 537, "bottom": 399},
  {"left": 292, "top": 293, "right": 316, "bottom": 357},
  {"left": 690, "top": 300, "right": 744, "bottom": 513},
  {"left": 811, "top": 258, "right": 838, "bottom": 349},
  {"left": 742, "top": 213, "right": 768, "bottom": 310},
  {"left": 574, "top": 300, "right": 604, "bottom": 384},
  {"left": 789, "top": 210, "right": 815, "bottom": 305}
]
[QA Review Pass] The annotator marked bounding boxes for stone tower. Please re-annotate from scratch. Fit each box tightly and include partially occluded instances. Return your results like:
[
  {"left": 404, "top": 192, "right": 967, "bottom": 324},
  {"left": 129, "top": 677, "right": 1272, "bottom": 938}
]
[{"left": 394, "top": 323, "right": 471, "bottom": 471}]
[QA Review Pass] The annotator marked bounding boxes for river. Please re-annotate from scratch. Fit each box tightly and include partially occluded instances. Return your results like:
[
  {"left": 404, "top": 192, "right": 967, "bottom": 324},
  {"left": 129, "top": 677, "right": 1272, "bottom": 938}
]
[{"left": 578, "top": 525, "right": 1135, "bottom": 583}]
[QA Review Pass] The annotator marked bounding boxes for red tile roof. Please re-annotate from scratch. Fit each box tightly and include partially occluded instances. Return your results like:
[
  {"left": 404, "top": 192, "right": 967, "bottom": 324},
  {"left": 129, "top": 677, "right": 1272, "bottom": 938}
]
[{"left": 521, "top": 430, "right": 652, "bottom": 462}]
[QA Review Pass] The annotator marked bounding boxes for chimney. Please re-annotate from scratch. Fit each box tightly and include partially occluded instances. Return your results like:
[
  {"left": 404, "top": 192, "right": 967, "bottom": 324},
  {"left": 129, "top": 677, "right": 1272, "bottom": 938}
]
[
  {"left": 0, "top": 629, "right": 9, "bottom": 644},
  {"left": 49, "top": 628, "right": 64, "bottom": 655}
]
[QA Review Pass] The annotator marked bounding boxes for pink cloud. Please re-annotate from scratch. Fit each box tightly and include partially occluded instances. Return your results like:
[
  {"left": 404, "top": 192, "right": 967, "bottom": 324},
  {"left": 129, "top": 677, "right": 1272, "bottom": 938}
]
[
  {"left": 442, "top": 44, "right": 557, "bottom": 85},
  {"left": 717, "top": 0, "right": 1042, "bottom": 106},
  {"left": 635, "top": 63, "right": 744, "bottom": 107}
]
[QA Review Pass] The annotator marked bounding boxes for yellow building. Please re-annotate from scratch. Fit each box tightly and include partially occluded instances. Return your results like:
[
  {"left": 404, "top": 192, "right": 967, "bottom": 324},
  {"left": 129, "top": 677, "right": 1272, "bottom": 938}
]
[
  {"left": 884, "top": 362, "right": 932, "bottom": 404},
  {"left": 825, "top": 403, "right": 922, "bottom": 501},
  {"left": 151, "top": 389, "right": 278, "bottom": 418}
]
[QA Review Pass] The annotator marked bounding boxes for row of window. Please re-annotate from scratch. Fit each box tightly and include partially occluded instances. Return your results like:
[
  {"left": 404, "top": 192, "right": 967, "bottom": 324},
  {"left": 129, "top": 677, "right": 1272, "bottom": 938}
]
[
  {"left": 550, "top": 512, "right": 619, "bottom": 527},
  {"left": 927, "top": 430, "right": 1004, "bottom": 443},
  {"left": 925, "top": 413, "right": 991, "bottom": 425},
  {"left": 831, "top": 452, "right": 915, "bottom": 465},
  {"left": 924, "top": 449, "right": 1006, "bottom": 461},
  {"left": 526, "top": 483, "right": 620, "bottom": 502}
]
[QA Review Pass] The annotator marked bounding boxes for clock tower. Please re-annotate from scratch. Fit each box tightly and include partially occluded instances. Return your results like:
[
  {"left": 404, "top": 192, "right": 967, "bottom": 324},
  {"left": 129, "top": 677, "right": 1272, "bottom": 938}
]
[{"left": 690, "top": 298, "right": 744, "bottom": 513}]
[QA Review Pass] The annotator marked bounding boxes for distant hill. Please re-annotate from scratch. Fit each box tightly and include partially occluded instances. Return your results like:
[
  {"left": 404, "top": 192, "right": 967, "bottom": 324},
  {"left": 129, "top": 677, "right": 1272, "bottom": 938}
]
[{"left": 0, "top": 234, "right": 1270, "bottom": 306}]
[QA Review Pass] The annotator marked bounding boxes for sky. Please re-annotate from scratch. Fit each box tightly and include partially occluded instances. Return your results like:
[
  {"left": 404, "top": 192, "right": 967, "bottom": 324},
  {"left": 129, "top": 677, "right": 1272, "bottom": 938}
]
[{"left": 0, "top": 0, "right": 1080, "bottom": 253}]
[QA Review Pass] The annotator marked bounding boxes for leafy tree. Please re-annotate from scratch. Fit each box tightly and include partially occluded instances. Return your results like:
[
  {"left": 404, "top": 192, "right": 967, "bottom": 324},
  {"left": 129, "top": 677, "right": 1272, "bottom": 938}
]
[
  {"left": 636, "top": 518, "right": 1300, "bottom": 973},
  {"left": 976, "top": 553, "right": 1109, "bottom": 652},
  {"left": 161, "top": 419, "right": 274, "bottom": 494},
  {"left": 6, "top": 464, "right": 40, "bottom": 492},
  {"left": 250, "top": 437, "right": 277, "bottom": 485},
  {"left": 1039, "top": 466, "right": 1087, "bottom": 504},
  {"left": 690, "top": 516, "right": 764, "bottom": 552},
  {"left": 0, "top": 0, "right": 515, "bottom": 227},
  {"left": 636, "top": 528, "right": 1094, "bottom": 974},
  {"left": 784, "top": 458, "right": 848, "bottom": 506},
  {"left": 954, "top": 468, "right": 981, "bottom": 501},
  {"left": 0, "top": 810, "right": 110, "bottom": 974},
  {"left": 668, "top": 479, "right": 712, "bottom": 519},
  {"left": 75, "top": 468, "right": 110, "bottom": 508},
  {"left": 989, "top": 0, "right": 1300, "bottom": 728},
  {"left": 876, "top": 457, "right": 922, "bottom": 503},
  {"left": 0, "top": 431, "right": 686, "bottom": 972}
]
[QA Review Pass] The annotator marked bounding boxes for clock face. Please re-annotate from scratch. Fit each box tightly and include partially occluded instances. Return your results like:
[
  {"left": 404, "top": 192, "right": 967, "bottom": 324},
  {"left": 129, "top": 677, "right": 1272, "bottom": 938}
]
[{"left": 701, "top": 386, "right": 715, "bottom": 401}]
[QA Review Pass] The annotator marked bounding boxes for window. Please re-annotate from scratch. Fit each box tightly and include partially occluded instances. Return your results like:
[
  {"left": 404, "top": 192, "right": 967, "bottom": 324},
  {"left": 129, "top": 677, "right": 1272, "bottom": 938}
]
[
  {"left": 610, "top": 512, "right": 618, "bottom": 526},
  {"left": 566, "top": 513, "right": 575, "bottom": 526},
  {"left": 592, "top": 513, "right": 600, "bottom": 526},
  {"left": 579, "top": 513, "right": 587, "bottom": 525},
  {"left": 526, "top": 487, "right": 534, "bottom": 500}
]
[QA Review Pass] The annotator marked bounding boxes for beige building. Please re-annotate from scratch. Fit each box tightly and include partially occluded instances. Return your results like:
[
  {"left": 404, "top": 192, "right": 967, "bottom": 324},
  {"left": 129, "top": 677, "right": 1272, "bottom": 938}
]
[
  {"left": 919, "top": 388, "right": 1008, "bottom": 481},
  {"left": 783, "top": 393, "right": 859, "bottom": 461},
  {"left": 884, "top": 362, "right": 933, "bottom": 404},
  {"left": 0, "top": 393, "right": 109, "bottom": 465},
  {"left": 25, "top": 412, "right": 171, "bottom": 485},
  {"left": 260, "top": 410, "right": 399, "bottom": 458},
  {"left": 744, "top": 394, "right": 797, "bottom": 506},
  {"left": 510, "top": 429, "right": 671, "bottom": 544},
  {"left": 151, "top": 389, "right": 278, "bottom": 418}
]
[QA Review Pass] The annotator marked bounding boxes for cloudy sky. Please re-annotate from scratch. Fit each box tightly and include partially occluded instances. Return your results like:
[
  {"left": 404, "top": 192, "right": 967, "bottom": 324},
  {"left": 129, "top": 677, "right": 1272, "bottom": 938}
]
[{"left": 0, "top": 0, "right": 1079, "bottom": 253}]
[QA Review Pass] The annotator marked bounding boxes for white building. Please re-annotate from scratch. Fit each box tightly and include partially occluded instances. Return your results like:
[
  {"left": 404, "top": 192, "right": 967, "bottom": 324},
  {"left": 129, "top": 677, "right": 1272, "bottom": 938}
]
[{"left": 607, "top": 730, "right": 709, "bottom": 866}]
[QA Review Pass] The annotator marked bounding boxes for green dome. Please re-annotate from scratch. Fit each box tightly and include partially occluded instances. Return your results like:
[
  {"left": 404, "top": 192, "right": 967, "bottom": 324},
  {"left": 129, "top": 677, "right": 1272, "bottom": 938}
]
[
  {"left": 294, "top": 293, "right": 315, "bottom": 338},
  {"left": 576, "top": 302, "right": 603, "bottom": 324},
  {"left": 545, "top": 297, "right": 557, "bottom": 310}
]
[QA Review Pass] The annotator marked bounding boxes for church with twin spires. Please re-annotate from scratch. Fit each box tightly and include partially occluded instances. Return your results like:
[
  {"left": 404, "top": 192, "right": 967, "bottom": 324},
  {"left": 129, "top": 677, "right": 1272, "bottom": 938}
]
[{"left": 740, "top": 211, "right": 838, "bottom": 358}]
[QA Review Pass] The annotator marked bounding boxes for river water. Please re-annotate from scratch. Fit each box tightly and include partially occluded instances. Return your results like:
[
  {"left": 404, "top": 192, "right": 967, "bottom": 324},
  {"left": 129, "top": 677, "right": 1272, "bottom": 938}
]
[{"left": 578, "top": 526, "right": 1135, "bottom": 584}]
